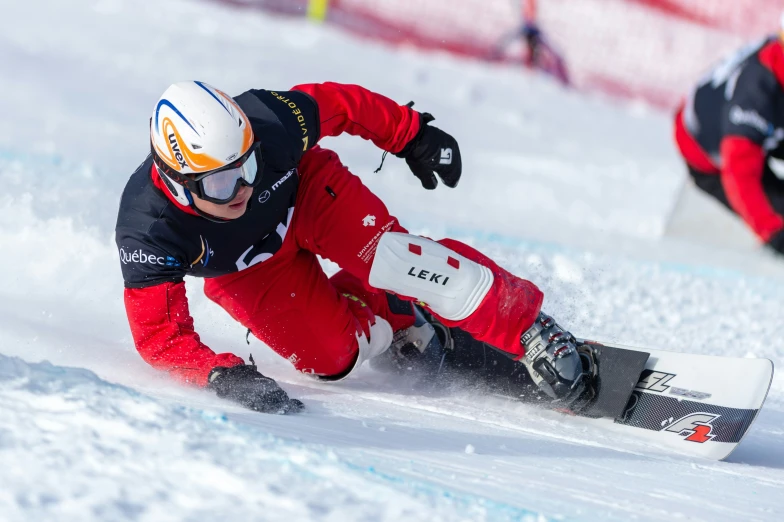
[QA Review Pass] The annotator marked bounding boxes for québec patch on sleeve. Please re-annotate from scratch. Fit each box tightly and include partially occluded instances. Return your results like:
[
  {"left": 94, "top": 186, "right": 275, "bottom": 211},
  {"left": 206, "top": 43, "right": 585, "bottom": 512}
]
[
  {"left": 240, "top": 89, "right": 320, "bottom": 160},
  {"left": 116, "top": 232, "right": 187, "bottom": 288}
]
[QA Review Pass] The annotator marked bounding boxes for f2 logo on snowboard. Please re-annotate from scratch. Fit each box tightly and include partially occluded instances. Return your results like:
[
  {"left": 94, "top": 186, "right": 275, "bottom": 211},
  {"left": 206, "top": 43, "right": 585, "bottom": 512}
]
[{"left": 662, "top": 413, "right": 720, "bottom": 443}]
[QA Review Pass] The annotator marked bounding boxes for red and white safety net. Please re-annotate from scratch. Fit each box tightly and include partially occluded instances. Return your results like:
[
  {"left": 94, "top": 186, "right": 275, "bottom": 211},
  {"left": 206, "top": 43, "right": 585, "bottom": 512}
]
[{"left": 217, "top": 0, "right": 783, "bottom": 108}]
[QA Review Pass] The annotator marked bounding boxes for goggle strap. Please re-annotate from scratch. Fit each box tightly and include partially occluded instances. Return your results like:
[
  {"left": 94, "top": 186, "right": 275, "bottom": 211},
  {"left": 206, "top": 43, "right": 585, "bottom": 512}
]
[{"left": 156, "top": 165, "right": 193, "bottom": 207}]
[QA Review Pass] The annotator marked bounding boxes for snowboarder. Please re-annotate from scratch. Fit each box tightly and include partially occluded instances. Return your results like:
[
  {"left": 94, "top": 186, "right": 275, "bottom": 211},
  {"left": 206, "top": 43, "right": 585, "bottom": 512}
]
[
  {"left": 673, "top": 22, "right": 784, "bottom": 256},
  {"left": 116, "top": 81, "right": 587, "bottom": 413},
  {"left": 491, "top": 0, "right": 569, "bottom": 86}
]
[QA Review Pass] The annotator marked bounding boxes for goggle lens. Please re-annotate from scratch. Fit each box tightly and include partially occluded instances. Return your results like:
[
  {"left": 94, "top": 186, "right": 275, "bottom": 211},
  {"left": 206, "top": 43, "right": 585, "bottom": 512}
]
[
  {"left": 201, "top": 150, "right": 258, "bottom": 201},
  {"left": 200, "top": 151, "right": 258, "bottom": 202}
]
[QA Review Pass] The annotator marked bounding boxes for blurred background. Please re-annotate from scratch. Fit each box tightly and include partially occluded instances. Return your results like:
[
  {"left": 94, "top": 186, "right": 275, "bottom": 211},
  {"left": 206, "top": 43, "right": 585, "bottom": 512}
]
[{"left": 230, "top": 0, "right": 778, "bottom": 107}]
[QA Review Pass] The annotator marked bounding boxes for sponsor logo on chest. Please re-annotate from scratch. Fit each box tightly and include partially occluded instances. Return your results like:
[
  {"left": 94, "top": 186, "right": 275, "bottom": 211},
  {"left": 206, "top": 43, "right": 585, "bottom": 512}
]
[{"left": 271, "top": 169, "right": 295, "bottom": 191}]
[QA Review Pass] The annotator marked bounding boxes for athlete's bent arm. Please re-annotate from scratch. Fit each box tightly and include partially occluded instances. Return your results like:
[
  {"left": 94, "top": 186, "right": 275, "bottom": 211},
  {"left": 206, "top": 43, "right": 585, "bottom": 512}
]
[
  {"left": 719, "top": 136, "right": 784, "bottom": 241},
  {"left": 293, "top": 82, "right": 461, "bottom": 190},
  {"left": 292, "top": 82, "right": 420, "bottom": 153}
]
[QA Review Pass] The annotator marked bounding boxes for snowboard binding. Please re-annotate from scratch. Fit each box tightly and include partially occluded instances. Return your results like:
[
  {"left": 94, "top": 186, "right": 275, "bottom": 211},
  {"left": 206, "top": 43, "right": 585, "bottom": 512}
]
[
  {"left": 371, "top": 305, "right": 600, "bottom": 413},
  {"left": 567, "top": 344, "right": 600, "bottom": 412},
  {"left": 369, "top": 305, "right": 454, "bottom": 381}
]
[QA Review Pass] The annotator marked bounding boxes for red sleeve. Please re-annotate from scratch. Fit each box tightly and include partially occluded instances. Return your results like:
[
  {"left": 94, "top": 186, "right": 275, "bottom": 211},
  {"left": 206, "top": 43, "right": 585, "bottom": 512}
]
[
  {"left": 124, "top": 282, "right": 244, "bottom": 386},
  {"left": 719, "top": 136, "right": 784, "bottom": 242},
  {"left": 292, "top": 82, "right": 420, "bottom": 153}
]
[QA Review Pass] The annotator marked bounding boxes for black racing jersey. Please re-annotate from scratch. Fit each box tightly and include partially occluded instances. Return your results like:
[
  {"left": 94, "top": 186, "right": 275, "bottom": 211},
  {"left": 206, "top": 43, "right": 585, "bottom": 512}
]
[
  {"left": 115, "top": 89, "right": 320, "bottom": 288},
  {"left": 685, "top": 36, "right": 784, "bottom": 166}
]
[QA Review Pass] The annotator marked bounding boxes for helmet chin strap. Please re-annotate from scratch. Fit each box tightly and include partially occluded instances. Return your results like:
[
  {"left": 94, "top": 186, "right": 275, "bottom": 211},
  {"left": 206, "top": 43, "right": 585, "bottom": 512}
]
[{"left": 190, "top": 202, "right": 233, "bottom": 224}]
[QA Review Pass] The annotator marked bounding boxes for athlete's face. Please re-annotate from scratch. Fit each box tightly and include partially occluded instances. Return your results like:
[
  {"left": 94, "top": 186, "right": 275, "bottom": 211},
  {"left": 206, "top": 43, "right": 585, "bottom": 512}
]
[{"left": 191, "top": 185, "right": 253, "bottom": 220}]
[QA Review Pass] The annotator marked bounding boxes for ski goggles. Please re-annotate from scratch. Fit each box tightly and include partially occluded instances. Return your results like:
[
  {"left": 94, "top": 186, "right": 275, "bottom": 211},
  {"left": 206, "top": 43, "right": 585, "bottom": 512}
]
[{"left": 154, "top": 141, "right": 264, "bottom": 204}]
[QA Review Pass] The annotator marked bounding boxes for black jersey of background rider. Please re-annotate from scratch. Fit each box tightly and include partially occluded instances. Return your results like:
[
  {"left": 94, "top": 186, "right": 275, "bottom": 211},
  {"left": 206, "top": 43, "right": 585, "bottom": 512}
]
[
  {"left": 115, "top": 89, "right": 320, "bottom": 288},
  {"left": 687, "top": 36, "right": 784, "bottom": 164}
]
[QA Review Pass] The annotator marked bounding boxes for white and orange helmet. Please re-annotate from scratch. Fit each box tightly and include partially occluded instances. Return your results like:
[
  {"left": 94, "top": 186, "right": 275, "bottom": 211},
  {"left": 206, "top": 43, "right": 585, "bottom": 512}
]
[{"left": 150, "top": 81, "right": 261, "bottom": 205}]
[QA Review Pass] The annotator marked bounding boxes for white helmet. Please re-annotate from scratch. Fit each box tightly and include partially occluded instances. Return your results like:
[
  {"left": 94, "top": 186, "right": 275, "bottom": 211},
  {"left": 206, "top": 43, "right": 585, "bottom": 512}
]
[{"left": 150, "top": 81, "right": 258, "bottom": 206}]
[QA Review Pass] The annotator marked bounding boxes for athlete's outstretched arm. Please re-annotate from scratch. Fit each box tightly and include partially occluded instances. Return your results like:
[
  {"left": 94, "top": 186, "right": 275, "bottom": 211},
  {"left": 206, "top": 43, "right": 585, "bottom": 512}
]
[{"left": 124, "top": 282, "right": 244, "bottom": 385}]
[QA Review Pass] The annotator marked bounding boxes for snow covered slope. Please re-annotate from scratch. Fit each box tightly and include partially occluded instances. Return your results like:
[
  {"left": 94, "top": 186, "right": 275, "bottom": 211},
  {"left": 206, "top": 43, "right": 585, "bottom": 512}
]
[{"left": 0, "top": 0, "right": 783, "bottom": 520}]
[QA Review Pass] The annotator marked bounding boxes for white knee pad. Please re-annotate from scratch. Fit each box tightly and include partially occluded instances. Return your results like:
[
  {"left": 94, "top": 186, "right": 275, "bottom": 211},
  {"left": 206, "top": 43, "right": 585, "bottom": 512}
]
[
  {"left": 324, "top": 317, "right": 393, "bottom": 382},
  {"left": 368, "top": 233, "right": 494, "bottom": 321}
]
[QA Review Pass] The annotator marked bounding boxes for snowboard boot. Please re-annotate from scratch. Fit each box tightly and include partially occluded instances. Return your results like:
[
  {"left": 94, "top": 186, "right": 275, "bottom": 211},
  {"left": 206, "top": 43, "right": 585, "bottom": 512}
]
[{"left": 519, "top": 312, "right": 597, "bottom": 410}]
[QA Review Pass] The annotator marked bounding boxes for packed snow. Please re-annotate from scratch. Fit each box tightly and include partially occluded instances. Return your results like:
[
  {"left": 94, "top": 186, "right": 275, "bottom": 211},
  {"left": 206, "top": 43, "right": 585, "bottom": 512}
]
[{"left": 0, "top": 0, "right": 783, "bottom": 520}]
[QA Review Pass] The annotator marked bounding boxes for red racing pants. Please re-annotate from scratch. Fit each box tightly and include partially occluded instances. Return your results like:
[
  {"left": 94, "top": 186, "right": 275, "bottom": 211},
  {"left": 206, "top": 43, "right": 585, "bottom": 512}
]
[{"left": 203, "top": 146, "right": 544, "bottom": 377}]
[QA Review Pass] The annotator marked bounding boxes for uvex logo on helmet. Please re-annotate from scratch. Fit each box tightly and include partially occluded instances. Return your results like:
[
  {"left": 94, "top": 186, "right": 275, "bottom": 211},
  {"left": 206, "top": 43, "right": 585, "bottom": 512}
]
[{"left": 168, "top": 133, "right": 189, "bottom": 169}]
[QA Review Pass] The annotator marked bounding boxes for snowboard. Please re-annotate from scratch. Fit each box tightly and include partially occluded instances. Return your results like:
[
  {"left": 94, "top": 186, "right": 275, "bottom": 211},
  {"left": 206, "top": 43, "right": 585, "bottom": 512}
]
[
  {"left": 577, "top": 340, "right": 774, "bottom": 461},
  {"left": 375, "top": 309, "right": 774, "bottom": 461}
]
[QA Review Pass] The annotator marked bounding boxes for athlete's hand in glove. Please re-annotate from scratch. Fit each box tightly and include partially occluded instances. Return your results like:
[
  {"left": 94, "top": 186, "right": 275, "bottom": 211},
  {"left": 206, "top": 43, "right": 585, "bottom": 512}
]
[
  {"left": 396, "top": 113, "right": 462, "bottom": 190},
  {"left": 767, "top": 229, "right": 784, "bottom": 256},
  {"left": 208, "top": 363, "right": 304, "bottom": 414}
]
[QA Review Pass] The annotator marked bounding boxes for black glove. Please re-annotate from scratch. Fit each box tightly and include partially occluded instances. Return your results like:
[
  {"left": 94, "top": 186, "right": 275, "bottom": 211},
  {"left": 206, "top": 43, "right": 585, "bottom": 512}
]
[
  {"left": 396, "top": 113, "right": 462, "bottom": 190},
  {"left": 768, "top": 229, "right": 784, "bottom": 256},
  {"left": 208, "top": 363, "right": 304, "bottom": 414}
]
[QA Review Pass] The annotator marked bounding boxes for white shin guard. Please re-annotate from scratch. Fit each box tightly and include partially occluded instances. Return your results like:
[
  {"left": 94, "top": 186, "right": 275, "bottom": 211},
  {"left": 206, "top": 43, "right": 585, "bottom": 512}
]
[
  {"left": 368, "top": 233, "right": 494, "bottom": 321},
  {"left": 325, "top": 317, "right": 393, "bottom": 382}
]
